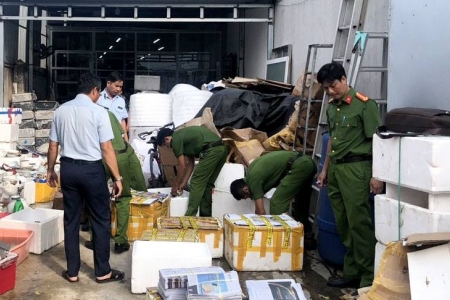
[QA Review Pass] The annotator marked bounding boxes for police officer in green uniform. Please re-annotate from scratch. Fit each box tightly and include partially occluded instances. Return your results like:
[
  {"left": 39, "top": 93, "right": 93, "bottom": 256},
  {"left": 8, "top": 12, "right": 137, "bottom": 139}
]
[
  {"left": 316, "top": 62, "right": 383, "bottom": 289},
  {"left": 230, "top": 151, "right": 316, "bottom": 221},
  {"left": 156, "top": 126, "right": 227, "bottom": 216},
  {"left": 86, "top": 109, "right": 147, "bottom": 253}
]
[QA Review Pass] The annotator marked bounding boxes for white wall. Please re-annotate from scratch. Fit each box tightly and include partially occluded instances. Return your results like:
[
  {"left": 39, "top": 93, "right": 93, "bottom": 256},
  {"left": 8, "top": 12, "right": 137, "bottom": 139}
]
[
  {"left": 388, "top": 0, "right": 450, "bottom": 110},
  {"left": 244, "top": 0, "right": 389, "bottom": 98}
]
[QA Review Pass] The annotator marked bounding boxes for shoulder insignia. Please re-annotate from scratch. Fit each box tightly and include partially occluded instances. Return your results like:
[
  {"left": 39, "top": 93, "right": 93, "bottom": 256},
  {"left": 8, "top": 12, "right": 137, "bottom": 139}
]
[
  {"left": 356, "top": 92, "right": 369, "bottom": 102},
  {"left": 344, "top": 95, "right": 352, "bottom": 104}
]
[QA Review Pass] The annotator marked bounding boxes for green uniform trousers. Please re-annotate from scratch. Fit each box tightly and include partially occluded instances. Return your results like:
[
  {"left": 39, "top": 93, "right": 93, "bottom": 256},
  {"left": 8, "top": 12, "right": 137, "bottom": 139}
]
[
  {"left": 270, "top": 156, "right": 316, "bottom": 216},
  {"left": 105, "top": 146, "right": 147, "bottom": 244},
  {"left": 327, "top": 160, "right": 375, "bottom": 287},
  {"left": 185, "top": 145, "right": 227, "bottom": 216}
]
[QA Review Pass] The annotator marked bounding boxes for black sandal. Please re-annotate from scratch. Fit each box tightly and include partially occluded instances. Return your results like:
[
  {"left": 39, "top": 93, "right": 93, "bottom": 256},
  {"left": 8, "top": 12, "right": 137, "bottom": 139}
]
[
  {"left": 62, "top": 270, "right": 79, "bottom": 283},
  {"left": 95, "top": 269, "right": 125, "bottom": 284}
]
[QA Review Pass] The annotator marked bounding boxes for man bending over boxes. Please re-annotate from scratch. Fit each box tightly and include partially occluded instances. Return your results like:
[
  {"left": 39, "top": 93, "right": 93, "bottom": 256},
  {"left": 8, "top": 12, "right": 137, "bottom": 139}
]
[
  {"left": 156, "top": 126, "right": 228, "bottom": 216},
  {"left": 230, "top": 151, "right": 316, "bottom": 230}
]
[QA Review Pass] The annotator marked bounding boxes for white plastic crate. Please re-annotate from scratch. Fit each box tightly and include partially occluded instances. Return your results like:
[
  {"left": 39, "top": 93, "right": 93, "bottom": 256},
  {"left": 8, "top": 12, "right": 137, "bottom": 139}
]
[
  {"left": 375, "top": 194, "right": 450, "bottom": 244},
  {"left": 131, "top": 241, "right": 211, "bottom": 293},
  {"left": 0, "top": 208, "right": 64, "bottom": 254}
]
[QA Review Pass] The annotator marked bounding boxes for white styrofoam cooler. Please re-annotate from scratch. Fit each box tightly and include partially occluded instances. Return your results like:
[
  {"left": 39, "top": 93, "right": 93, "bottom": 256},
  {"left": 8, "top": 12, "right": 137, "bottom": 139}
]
[
  {"left": 131, "top": 241, "right": 211, "bottom": 293},
  {"left": 373, "top": 135, "right": 450, "bottom": 193},
  {"left": 212, "top": 163, "right": 270, "bottom": 221},
  {"left": 129, "top": 93, "right": 173, "bottom": 127},
  {"left": 375, "top": 194, "right": 450, "bottom": 244},
  {"left": 0, "top": 124, "right": 19, "bottom": 142},
  {"left": 385, "top": 183, "right": 450, "bottom": 213},
  {"left": 0, "top": 208, "right": 64, "bottom": 254},
  {"left": 146, "top": 187, "right": 193, "bottom": 217}
]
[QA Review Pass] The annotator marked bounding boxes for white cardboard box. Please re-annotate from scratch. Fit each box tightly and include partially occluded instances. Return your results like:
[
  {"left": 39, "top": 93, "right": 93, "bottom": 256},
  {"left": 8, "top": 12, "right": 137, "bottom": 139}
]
[
  {"left": 373, "top": 135, "right": 450, "bottom": 193},
  {"left": 212, "top": 163, "right": 270, "bottom": 221},
  {"left": 131, "top": 241, "right": 211, "bottom": 294},
  {"left": 375, "top": 194, "right": 450, "bottom": 244},
  {"left": 404, "top": 233, "right": 450, "bottom": 300},
  {"left": 224, "top": 214, "right": 304, "bottom": 271},
  {"left": 0, "top": 208, "right": 64, "bottom": 254}
]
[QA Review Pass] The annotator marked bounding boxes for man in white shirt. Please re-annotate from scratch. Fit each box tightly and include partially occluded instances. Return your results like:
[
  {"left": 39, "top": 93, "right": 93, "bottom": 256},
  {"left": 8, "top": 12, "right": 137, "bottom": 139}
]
[{"left": 97, "top": 71, "right": 129, "bottom": 142}]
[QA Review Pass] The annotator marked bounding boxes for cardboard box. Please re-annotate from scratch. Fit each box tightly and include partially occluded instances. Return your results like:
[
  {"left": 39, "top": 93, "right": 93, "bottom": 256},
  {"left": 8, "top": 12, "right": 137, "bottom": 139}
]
[
  {"left": 221, "top": 128, "right": 268, "bottom": 166},
  {"left": 405, "top": 233, "right": 450, "bottom": 300},
  {"left": 224, "top": 214, "right": 304, "bottom": 271},
  {"left": 157, "top": 217, "right": 223, "bottom": 258},
  {"left": 291, "top": 73, "right": 324, "bottom": 99},
  {"left": 111, "top": 191, "right": 170, "bottom": 241},
  {"left": 131, "top": 241, "right": 212, "bottom": 293},
  {"left": 365, "top": 233, "right": 450, "bottom": 300}
]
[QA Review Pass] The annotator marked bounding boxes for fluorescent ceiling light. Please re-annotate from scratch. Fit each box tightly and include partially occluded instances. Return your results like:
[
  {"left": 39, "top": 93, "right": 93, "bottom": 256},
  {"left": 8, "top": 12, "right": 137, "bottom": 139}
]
[
  {"left": 140, "top": 57, "right": 144, "bottom": 60},
  {"left": 147, "top": 53, "right": 151, "bottom": 56},
  {"left": 116, "top": 38, "right": 121, "bottom": 43},
  {"left": 109, "top": 46, "right": 113, "bottom": 50},
  {"left": 103, "top": 52, "right": 107, "bottom": 55},
  {"left": 153, "top": 39, "right": 160, "bottom": 44},
  {"left": 99, "top": 56, "right": 103, "bottom": 59},
  {"left": 158, "top": 47, "right": 164, "bottom": 51}
]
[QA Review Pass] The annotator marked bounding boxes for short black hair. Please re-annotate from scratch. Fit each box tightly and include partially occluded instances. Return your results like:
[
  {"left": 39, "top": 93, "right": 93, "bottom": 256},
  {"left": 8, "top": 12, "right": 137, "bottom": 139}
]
[
  {"left": 107, "top": 71, "right": 123, "bottom": 83},
  {"left": 156, "top": 128, "right": 174, "bottom": 146},
  {"left": 77, "top": 73, "right": 101, "bottom": 94},
  {"left": 230, "top": 179, "right": 246, "bottom": 200},
  {"left": 317, "top": 62, "right": 347, "bottom": 85}
]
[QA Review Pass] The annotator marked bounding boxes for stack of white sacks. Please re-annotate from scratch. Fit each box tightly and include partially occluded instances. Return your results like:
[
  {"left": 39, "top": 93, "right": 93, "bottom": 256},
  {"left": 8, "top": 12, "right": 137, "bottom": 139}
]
[{"left": 372, "top": 134, "right": 450, "bottom": 272}]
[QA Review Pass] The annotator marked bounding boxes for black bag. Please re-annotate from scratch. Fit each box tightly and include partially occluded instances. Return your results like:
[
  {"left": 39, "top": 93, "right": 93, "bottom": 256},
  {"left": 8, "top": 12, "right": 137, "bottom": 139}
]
[{"left": 377, "top": 107, "right": 450, "bottom": 139}]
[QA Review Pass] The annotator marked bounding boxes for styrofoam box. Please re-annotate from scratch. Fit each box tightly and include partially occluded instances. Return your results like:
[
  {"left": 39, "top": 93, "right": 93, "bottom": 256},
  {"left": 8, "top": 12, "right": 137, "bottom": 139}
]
[
  {"left": 224, "top": 214, "right": 304, "bottom": 271},
  {"left": 131, "top": 241, "right": 211, "bottom": 293},
  {"left": 19, "top": 128, "right": 35, "bottom": 138},
  {"left": 386, "top": 183, "right": 450, "bottom": 213},
  {"left": 134, "top": 75, "right": 161, "bottom": 91},
  {"left": 375, "top": 194, "right": 450, "bottom": 244},
  {"left": 373, "top": 135, "right": 450, "bottom": 193},
  {"left": 212, "top": 163, "right": 270, "bottom": 221},
  {"left": 18, "top": 137, "right": 35, "bottom": 146},
  {"left": 146, "top": 187, "right": 195, "bottom": 217},
  {"left": 0, "top": 108, "right": 22, "bottom": 125},
  {"left": 0, "top": 208, "right": 64, "bottom": 254},
  {"left": 35, "top": 129, "right": 50, "bottom": 138},
  {"left": 0, "top": 124, "right": 19, "bottom": 142},
  {"left": 374, "top": 242, "right": 387, "bottom": 276},
  {"left": 21, "top": 111, "right": 34, "bottom": 120},
  {"left": 0, "top": 142, "right": 17, "bottom": 150},
  {"left": 34, "top": 110, "right": 54, "bottom": 120}
]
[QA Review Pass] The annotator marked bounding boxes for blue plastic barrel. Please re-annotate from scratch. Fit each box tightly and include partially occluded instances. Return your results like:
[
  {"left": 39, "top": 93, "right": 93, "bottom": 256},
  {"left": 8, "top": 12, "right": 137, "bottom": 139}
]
[{"left": 317, "top": 132, "right": 347, "bottom": 266}]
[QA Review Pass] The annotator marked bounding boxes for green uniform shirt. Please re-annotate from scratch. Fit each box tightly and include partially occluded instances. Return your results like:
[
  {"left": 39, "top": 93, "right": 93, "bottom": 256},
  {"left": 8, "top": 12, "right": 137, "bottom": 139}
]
[
  {"left": 171, "top": 126, "right": 221, "bottom": 158},
  {"left": 245, "top": 151, "right": 299, "bottom": 200},
  {"left": 107, "top": 111, "right": 127, "bottom": 151},
  {"left": 326, "top": 88, "right": 381, "bottom": 159}
]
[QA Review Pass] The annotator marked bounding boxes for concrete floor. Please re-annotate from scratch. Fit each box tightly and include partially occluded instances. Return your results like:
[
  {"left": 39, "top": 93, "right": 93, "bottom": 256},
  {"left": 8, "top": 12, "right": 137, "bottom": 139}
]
[{"left": 2, "top": 231, "right": 348, "bottom": 300}]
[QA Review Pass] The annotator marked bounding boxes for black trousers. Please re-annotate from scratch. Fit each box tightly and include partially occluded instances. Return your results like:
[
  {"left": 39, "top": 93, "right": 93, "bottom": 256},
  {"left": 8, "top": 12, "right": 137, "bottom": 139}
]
[{"left": 60, "top": 158, "right": 111, "bottom": 277}]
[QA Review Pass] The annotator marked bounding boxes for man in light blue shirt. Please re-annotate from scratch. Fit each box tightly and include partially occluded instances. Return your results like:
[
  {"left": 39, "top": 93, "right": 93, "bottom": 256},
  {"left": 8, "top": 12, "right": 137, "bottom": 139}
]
[
  {"left": 47, "top": 72, "right": 125, "bottom": 284},
  {"left": 97, "top": 71, "right": 129, "bottom": 142}
]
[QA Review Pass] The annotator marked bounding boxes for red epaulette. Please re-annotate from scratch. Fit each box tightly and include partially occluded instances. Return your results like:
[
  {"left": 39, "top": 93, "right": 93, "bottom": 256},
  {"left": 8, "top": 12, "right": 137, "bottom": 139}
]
[{"left": 356, "top": 92, "right": 369, "bottom": 102}]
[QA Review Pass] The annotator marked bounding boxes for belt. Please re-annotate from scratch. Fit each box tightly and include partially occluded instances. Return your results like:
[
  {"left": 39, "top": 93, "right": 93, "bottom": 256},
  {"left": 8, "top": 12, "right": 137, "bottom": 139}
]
[
  {"left": 333, "top": 155, "right": 372, "bottom": 164},
  {"left": 115, "top": 143, "right": 128, "bottom": 154},
  {"left": 60, "top": 157, "right": 102, "bottom": 165},
  {"left": 201, "top": 140, "right": 224, "bottom": 152}
]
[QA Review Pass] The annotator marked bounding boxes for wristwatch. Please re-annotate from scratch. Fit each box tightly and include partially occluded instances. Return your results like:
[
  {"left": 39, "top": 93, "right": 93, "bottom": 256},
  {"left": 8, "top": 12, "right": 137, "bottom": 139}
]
[{"left": 115, "top": 176, "right": 123, "bottom": 182}]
